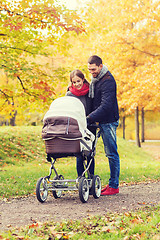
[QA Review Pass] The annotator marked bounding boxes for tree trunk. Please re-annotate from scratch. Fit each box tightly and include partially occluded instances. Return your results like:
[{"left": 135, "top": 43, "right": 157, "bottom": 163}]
[
  {"left": 141, "top": 107, "right": 145, "bottom": 142},
  {"left": 123, "top": 116, "right": 125, "bottom": 139},
  {"left": 10, "top": 110, "right": 17, "bottom": 126},
  {"left": 122, "top": 108, "right": 125, "bottom": 139},
  {"left": 135, "top": 107, "right": 141, "bottom": 147}
]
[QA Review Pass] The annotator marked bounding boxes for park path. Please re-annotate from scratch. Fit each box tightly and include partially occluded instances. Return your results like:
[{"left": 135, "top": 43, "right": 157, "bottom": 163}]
[{"left": 0, "top": 181, "right": 159, "bottom": 230}]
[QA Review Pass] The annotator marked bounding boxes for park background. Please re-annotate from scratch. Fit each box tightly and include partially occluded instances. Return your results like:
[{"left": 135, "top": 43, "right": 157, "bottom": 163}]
[
  {"left": 0, "top": 0, "right": 160, "bottom": 239},
  {"left": 0, "top": 0, "right": 160, "bottom": 145}
]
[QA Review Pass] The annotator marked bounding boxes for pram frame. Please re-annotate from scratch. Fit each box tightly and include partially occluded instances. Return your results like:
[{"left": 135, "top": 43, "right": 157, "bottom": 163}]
[{"left": 36, "top": 126, "right": 101, "bottom": 203}]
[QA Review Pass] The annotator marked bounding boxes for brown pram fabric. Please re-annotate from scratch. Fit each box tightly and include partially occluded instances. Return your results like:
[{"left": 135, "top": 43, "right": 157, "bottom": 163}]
[
  {"left": 42, "top": 116, "right": 82, "bottom": 140},
  {"left": 42, "top": 116, "right": 82, "bottom": 154}
]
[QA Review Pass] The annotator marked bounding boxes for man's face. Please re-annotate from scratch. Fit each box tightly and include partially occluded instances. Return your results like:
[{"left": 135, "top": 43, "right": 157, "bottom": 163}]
[{"left": 88, "top": 63, "right": 103, "bottom": 78}]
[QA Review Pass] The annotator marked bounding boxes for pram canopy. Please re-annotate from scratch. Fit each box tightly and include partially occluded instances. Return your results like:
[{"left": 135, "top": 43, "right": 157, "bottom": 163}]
[
  {"left": 43, "top": 96, "right": 87, "bottom": 134},
  {"left": 42, "top": 96, "right": 95, "bottom": 154}
]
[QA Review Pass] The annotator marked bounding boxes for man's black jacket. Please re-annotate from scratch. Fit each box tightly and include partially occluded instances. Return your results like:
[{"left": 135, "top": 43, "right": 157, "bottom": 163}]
[{"left": 88, "top": 71, "right": 119, "bottom": 124}]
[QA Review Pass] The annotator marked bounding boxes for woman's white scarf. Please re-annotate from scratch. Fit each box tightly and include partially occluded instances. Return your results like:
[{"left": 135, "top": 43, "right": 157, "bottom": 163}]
[{"left": 88, "top": 65, "right": 108, "bottom": 98}]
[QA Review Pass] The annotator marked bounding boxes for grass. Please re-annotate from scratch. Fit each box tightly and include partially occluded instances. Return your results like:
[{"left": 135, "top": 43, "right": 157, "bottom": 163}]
[
  {"left": 0, "top": 205, "right": 159, "bottom": 239},
  {"left": 98, "top": 137, "right": 160, "bottom": 186},
  {"left": 0, "top": 126, "right": 160, "bottom": 198},
  {"left": 0, "top": 126, "right": 46, "bottom": 166}
]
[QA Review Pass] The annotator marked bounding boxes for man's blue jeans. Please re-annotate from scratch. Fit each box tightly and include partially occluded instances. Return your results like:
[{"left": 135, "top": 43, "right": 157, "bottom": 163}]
[{"left": 100, "top": 121, "right": 120, "bottom": 189}]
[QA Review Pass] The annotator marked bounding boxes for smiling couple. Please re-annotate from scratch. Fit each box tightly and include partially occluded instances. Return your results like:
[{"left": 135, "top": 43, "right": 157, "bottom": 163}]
[{"left": 66, "top": 55, "right": 120, "bottom": 196}]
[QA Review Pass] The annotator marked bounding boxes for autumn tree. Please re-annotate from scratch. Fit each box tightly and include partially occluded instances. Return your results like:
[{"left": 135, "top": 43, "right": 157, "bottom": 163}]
[
  {"left": 67, "top": 0, "right": 160, "bottom": 110},
  {"left": 63, "top": 0, "right": 160, "bottom": 144},
  {"left": 0, "top": 0, "right": 85, "bottom": 124}
]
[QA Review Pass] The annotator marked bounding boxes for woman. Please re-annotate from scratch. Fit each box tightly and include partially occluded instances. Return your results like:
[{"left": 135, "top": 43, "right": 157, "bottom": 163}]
[
  {"left": 66, "top": 69, "right": 95, "bottom": 177},
  {"left": 66, "top": 69, "right": 91, "bottom": 115}
]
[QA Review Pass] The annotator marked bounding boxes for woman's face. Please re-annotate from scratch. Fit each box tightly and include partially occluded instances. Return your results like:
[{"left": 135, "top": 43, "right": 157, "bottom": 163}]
[{"left": 72, "top": 75, "right": 84, "bottom": 90}]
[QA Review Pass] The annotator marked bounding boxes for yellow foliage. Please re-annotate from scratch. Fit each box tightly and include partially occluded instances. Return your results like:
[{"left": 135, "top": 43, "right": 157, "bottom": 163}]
[
  {"left": 1, "top": 0, "right": 160, "bottom": 122},
  {"left": 61, "top": 0, "right": 160, "bottom": 116}
]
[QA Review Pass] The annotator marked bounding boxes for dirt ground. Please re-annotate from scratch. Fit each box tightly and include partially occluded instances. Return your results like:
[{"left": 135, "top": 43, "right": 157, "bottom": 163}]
[
  {"left": 0, "top": 181, "right": 159, "bottom": 231},
  {"left": 0, "top": 143, "right": 159, "bottom": 231}
]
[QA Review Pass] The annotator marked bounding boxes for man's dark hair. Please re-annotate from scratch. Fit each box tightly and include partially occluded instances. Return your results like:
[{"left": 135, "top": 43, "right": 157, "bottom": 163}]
[{"left": 88, "top": 55, "right": 102, "bottom": 66}]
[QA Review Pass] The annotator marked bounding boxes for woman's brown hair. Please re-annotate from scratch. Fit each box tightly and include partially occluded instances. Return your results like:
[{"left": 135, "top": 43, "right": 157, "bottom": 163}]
[{"left": 70, "top": 69, "right": 89, "bottom": 85}]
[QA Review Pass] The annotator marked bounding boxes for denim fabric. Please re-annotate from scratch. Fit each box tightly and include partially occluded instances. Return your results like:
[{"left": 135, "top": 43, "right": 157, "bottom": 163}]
[
  {"left": 76, "top": 156, "right": 94, "bottom": 177},
  {"left": 100, "top": 121, "right": 120, "bottom": 189}
]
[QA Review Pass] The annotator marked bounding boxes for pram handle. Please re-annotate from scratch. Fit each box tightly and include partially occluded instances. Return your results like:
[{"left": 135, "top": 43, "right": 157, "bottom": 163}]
[{"left": 87, "top": 122, "right": 100, "bottom": 128}]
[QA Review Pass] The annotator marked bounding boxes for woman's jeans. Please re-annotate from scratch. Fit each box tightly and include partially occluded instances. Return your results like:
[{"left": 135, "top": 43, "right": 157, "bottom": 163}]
[
  {"left": 76, "top": 156, "right": 94, "bottom": 177},
  {"left": 100, "top": 121, "right": 120, "bottom": 189}
]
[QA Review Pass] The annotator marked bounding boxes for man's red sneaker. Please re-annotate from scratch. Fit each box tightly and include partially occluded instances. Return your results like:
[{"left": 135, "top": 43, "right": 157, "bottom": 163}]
[
  {"left": 101, "top": 187, "right": 119, "bottom": 196},
  {"left": 101, "top": 184, "right": 109, "bottom": 193}
]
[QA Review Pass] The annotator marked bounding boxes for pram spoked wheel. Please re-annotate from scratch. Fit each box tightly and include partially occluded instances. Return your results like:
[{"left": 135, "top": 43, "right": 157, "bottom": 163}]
[
  {"left": 91, "top": 175, "right": 101, "bottom": 199},
  {"left": 78, "top": 177, "right": 89, "bottom": 203},
  {"left": 36, "top": 177, "right": 48, "bottom": 203},
  {"left": 52, "top": 175, "right": 64, "bottom": 199}
]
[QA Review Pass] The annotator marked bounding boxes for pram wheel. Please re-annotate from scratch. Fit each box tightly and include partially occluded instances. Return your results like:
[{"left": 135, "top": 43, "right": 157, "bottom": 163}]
[
  {"left": 52, "top": 175, "right": 64, "bottom": 199},
  {"left": 78, "top": 177, "right": 89, "bottom": 203},
  {"left": 52, "top": 190, "right": 62, "bottom": 199},
  {"left": 36, "top": 177, "right": 48, "bottom": 203},
  {"left": 91, "top": 175, "right": 101, "bottom": 199}
]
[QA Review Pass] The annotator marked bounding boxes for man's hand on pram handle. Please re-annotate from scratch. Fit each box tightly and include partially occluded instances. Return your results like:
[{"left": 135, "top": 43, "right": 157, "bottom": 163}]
[
  {"left": 86, "top": 116, "right": 99, "bottom": 128},
  {"left": 86, "top": 115, "right": 98, "bottom": 127}
]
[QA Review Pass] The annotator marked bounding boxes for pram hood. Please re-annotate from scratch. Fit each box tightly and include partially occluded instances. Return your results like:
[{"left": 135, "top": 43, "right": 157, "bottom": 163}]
[{"left": 43, "top": 96, "right": 87, "bottom": 134}]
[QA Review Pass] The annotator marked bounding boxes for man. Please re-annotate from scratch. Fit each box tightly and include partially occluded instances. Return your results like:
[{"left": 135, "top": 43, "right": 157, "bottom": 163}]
[{"left": 87, "top": 55, "right": 120, "bottom": 195}]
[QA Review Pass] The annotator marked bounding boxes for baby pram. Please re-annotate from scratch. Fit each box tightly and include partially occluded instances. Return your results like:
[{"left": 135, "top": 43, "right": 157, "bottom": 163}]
[{"left": 36, "top": 96, "right": 101, "bottom": 203}]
